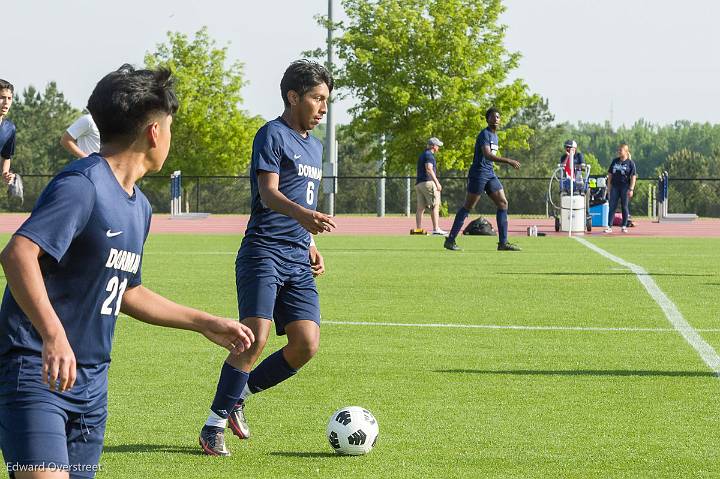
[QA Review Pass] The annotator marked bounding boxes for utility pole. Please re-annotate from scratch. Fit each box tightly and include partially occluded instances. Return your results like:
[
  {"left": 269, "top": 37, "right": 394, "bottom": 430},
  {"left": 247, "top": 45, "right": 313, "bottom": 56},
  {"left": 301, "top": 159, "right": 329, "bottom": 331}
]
[
  {"left": 323, "top": 0, "right": 337, "bottom": 216},
  {"left": 377, "top": 134, "right": 386, "bottom": 217}
]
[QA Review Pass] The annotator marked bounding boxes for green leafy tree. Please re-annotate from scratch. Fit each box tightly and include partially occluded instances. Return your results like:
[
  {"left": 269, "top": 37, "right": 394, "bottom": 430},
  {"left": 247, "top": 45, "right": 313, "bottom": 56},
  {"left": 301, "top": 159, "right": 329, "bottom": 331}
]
[
  {"left": 8, "top": 83, "right": 80, "bottom": 175},
  {"left": 145, "top": 27, "right": 264, "bottom": 176},
  {"left": 568, "top": 120, "right": 720, "bottom": 177},
  {"left": 661, "top": 148, "right": 720, "bottom": 217},
  {"left": 318, "top": 0, "right": 535, "bottom": 173}
]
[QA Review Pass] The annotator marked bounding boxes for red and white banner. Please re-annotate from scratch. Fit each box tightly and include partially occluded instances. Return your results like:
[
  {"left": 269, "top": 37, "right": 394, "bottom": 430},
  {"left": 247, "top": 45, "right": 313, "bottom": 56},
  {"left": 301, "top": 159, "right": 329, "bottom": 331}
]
[{"left": 564, "top": 148, "right": 576, "bottom": 179}]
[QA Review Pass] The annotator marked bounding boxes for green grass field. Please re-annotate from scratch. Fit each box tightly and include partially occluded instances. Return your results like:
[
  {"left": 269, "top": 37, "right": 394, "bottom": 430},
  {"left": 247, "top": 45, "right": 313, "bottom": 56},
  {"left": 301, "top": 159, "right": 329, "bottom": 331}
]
[{"left": 2, "top": 233, "right": 720, "bottom": 478}]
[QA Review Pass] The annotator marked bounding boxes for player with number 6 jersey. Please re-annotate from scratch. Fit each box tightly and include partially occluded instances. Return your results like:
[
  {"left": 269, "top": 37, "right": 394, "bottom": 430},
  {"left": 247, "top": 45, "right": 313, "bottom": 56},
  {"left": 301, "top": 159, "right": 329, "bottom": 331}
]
[
  {"left": 242, "top": 115, "right": 325, "bottom": 264},
  {"left": 200, "top": 60, "right": 336, "bottom": 456}
]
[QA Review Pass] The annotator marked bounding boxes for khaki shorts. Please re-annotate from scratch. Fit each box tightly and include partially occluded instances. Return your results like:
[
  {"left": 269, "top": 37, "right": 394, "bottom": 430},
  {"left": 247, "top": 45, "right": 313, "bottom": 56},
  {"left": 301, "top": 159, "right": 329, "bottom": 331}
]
[{"left": 415, "top": 181, "right": 440, "bottom": 209}]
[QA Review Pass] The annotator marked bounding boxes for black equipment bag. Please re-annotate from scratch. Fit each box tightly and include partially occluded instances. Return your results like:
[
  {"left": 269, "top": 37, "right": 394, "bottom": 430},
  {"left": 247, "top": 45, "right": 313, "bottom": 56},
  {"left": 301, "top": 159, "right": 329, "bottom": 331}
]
[{"left": 463, "top": 217, "right": 496, "bottom": 236}]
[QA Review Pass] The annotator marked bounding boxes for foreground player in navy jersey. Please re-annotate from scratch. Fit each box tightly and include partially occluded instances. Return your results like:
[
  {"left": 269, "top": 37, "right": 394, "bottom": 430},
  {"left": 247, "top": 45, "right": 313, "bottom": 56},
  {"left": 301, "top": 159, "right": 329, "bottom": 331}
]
[
  {"left": 199, "top": 60, "right": 336, "bottom": 456},
  {"left": 444, "top": 108, "right": 522, "bottom": 251},
  {"left": 0, "top": 65, "right": 254, "bottom": 478},
  {"left": 0, "top": 79, "right": 17, "bottom": 184}
]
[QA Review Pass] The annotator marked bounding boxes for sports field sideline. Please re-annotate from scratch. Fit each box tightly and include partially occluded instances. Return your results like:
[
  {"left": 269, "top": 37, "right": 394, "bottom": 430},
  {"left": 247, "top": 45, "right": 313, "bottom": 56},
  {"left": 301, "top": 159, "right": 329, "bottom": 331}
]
[
  {"left": 1, "top": 218, "right": 719, "bottom": 477},
  {"left": 0, "top": 213, "right": 719, "bottom": 237}
]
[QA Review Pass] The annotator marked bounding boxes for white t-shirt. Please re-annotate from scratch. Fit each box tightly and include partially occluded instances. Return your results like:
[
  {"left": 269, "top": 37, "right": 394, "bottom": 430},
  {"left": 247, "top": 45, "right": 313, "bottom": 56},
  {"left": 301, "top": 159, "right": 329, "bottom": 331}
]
[{"left": 66, "top": 114, "right": 100, "bottom": 155}]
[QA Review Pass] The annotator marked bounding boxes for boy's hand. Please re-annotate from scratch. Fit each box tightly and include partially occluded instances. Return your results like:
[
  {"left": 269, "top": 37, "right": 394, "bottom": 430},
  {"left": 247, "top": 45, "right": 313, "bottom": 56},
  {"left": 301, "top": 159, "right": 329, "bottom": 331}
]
[
  {"left": 506, "top": 159, "right": 521, "bottom": 170},
  {"left": 310, "top": 246, "right": 325, "bottom": 276},
  {"left": 299, "top": 210, "right": 336, "bottom": 235},
  {"left": 42, "top": 332, "right": 77, "bottom": 392},
  {"left": 202, "top": 317, "right": 255, "bottom": 355}
]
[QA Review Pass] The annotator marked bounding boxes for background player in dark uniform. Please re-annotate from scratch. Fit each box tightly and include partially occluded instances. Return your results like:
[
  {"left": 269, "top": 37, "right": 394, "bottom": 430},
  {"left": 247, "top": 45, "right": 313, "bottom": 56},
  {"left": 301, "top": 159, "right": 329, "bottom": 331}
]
[
  {"left": 199, "top": 60, "right": 335, "bottom": 456},
  {"left": 0, "top": 65, "right": 254, "bottom": 478},
  {"left": 605, "top": 142, "right": 637, "bottom": 233},
  {"left": 444, "top": 108, "right": 521, "bottom": 251},
  {"left": 0, "top": 79, "right": 17, "bottom": 184}
]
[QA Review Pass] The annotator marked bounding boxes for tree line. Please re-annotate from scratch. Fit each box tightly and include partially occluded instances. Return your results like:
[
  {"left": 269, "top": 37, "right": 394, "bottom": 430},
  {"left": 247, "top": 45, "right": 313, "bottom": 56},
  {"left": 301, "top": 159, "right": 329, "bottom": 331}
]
[{"left": 4, "top": 1, "right": 719, "bottom": 216}]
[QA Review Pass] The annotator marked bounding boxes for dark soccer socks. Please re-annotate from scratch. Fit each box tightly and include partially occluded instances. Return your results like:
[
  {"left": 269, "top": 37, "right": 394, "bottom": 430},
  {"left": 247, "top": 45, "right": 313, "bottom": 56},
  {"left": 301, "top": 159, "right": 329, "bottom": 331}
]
[
  {"left": 448, "top": 207, "right": 470, "bottom": 241},
  {"left": 246, "top": 349, "right": 298, "bottom": 394},
  {"left": 496, "top": 208, "right": 508, "bottom": 244},
  {"left": 210, "top": 362, "right": 250, "bottom": 419}
]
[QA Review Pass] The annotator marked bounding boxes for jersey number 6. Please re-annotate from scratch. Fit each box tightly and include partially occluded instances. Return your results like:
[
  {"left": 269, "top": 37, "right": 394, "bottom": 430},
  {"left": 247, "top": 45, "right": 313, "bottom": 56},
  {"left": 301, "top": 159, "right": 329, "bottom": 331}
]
[{"left": 306, "top": 181, "right": 315, "bottom": 205}]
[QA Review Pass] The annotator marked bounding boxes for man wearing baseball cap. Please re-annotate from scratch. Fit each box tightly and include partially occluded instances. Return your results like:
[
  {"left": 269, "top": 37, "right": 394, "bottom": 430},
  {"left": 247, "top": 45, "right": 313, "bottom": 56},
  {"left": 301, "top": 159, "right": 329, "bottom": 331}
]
[{"left": 415, "top": 137, "right": 447, "bottom": 235}]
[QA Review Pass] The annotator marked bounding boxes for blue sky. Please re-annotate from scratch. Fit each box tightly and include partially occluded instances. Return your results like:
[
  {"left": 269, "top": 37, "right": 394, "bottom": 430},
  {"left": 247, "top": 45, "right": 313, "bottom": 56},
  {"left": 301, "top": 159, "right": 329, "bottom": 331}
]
[{"left": 5, "top": 0, "right": 719, "bottom": 127}]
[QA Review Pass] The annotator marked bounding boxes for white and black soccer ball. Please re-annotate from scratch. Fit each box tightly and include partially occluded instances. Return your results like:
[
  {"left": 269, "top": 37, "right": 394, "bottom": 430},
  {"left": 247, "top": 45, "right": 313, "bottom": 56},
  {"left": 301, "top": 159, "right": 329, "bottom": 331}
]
[{"left": 326, "top": 406, "right": 379, "bottom": 455}]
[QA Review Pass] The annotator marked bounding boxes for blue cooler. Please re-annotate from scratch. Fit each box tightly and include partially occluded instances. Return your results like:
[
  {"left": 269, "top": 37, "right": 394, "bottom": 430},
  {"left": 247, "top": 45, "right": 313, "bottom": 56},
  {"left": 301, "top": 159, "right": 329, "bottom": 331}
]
[{"left": 589, "top": 202, "right": 609, "bottom": 227}]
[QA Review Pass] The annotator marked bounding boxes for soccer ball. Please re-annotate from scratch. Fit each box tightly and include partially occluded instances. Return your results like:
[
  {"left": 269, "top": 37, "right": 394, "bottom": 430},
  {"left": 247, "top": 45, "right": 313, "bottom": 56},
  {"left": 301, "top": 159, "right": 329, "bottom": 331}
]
[{"left": 326, "top": 406, "right": 379, "bottom": 455}]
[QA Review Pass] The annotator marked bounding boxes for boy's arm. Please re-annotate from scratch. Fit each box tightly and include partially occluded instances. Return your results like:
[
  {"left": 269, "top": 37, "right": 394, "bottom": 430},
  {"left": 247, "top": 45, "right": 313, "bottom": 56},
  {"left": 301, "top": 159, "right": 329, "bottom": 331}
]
[
  {"left": 481, "top": 145, "right": 520, "bottom": 169},
  {"left": 309, "top": 236, "right": 325, "bottom": 276},
  {"left": 60, "top": 131, "right": 88, "bottom": 159},
  {"left": 425, "top": 163, "right": 442, "bottom": 190},
  {"left": 119, "top": 285, "right": 254, "bottom": 354},
  {"left": 1, "top": 158, "right": 13, "bottom": 183},
  {"left": 257, "top": 171, "right": 336, "bottom": 234},
  {"left": 0, "top": 236, "right": 76, "bottom": 392}
]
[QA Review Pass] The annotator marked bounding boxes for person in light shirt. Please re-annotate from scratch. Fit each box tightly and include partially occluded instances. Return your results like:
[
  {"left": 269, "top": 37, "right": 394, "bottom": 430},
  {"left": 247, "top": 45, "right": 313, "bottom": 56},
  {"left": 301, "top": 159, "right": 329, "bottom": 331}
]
[{"left": 61, "top": 113, "right": 100, "bottom": 158}]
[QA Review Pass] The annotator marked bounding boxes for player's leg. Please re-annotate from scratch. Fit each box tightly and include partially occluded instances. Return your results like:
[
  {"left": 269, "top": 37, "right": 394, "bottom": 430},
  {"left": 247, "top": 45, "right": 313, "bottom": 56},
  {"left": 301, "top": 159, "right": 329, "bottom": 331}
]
[
  {"left": 445, "top": 178, "right": 482, "bottom": 249},
  {"left": 430, "top": 186, "right": 444, "bottom": 234},
  {"left": 216, "top": 317, "right": 272, "bottom": 412},
  {"left": 243, "top": 269, "right": 321, "bottom": 391},
  {"left": 64, "top": 405, "right": 107, "bottom": 479},
  {"left": 606, "top": 188, "right": 620, "bottom": 232},
  {"left": 0, "top": 401, "right": 72, "bottom": 478},
  {"left": 228, "top": 269, "right": 321, "bottom": 439},
  {"left": 619, "top": 186, "right": 630, "bottom": 231},
  {"left": 488, "top": 181, "right": 520, "bottom": 251},
  {"left": 283, "top": 320, "right": 320, "bottom": 368},
  {"left": 200, "top": 258, "right": 277, "bottom": 455},
  {"left": 200, "top": 317, "right": 271, "bottom": 455},
  {"left": 414, "top": 183, "right": 426, "bottom": 229}
]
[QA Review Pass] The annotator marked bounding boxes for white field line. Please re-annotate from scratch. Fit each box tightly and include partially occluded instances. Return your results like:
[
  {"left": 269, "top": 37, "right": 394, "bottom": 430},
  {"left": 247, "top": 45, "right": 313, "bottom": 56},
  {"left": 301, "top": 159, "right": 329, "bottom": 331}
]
[
  {"left": 322, "top": 320, "right": 720, "bottom": 333},
  {"left": 574, "top": 237, "right": 720, "bottom": 376}
]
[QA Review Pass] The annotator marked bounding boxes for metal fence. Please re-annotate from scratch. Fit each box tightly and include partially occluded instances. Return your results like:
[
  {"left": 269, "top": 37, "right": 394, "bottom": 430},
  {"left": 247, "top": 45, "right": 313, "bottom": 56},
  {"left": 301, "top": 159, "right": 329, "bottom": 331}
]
[{"left": 2, "top": 174, "right": 719, "bottom": 218}]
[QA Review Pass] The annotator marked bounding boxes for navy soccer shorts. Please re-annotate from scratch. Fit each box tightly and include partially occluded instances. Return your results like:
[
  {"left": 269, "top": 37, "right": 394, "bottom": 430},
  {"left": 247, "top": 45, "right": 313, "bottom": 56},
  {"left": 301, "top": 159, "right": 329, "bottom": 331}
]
[
  {"left": 0, "top": 400, "right": 106, "bottom": 478},
  {"left": 236, "top": 255, "right": 320, "bottom": 335},
  {"left": 467, "top": 174, "right": 503, "bottom": 195}
]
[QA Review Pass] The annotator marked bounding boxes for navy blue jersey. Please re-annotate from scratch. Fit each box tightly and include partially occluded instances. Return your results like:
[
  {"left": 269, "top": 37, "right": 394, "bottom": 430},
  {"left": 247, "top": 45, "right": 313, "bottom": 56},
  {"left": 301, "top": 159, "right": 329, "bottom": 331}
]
[
  {"left": 608, "top": 158, "right": 637, "bottom": 186},
  {"left": 469, "top": 128, "right": 498, "bottom": 177},
  {"left": 416, "top": 149, "right": 437, "bottom": 184},
  {"left": 0, "top": 154, "right": 151, "bottom": 409},
  {"left": 0, "top": 119, "right": 16, "bottom": 159},
  {"left": 241, "top": 117, "right": 323, "bottom": 264}
]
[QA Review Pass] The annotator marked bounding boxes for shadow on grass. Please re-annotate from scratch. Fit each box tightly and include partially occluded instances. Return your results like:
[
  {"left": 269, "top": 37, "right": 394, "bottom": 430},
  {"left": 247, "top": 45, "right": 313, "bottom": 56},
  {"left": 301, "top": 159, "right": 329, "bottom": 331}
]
[
  {"left": 436, "top": 369, "right": 718, "bottom": 378},
  {"left": 269, "top": 451, "right": 340, "bottom": 458},
  {"left": 103, "top": 444, "right": 204, "bottom": 456}
]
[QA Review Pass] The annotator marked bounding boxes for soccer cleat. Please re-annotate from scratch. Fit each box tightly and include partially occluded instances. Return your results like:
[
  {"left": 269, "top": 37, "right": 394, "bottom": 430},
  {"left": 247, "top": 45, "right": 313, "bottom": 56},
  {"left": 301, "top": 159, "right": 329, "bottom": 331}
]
[
  {"left": 621, "top": 226, "right": 628, "bottom": 233},
  {"left": 199, "top": 425, "right": 231, "bottom": 456},
  {"left": 604, "top": 227, "right": 613, "bottom": 233},
  {"left": 431, "top": 229, "right": 449, "bottom": 236},
  {"left": 443, "top": 239, "right": 461, "bottom": 251},
  {"left": 228, "top": 401, "right": 251, "bottom": 439},
  {"left": 497, "top": 242, "right": 521, "bottom": 251}
]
